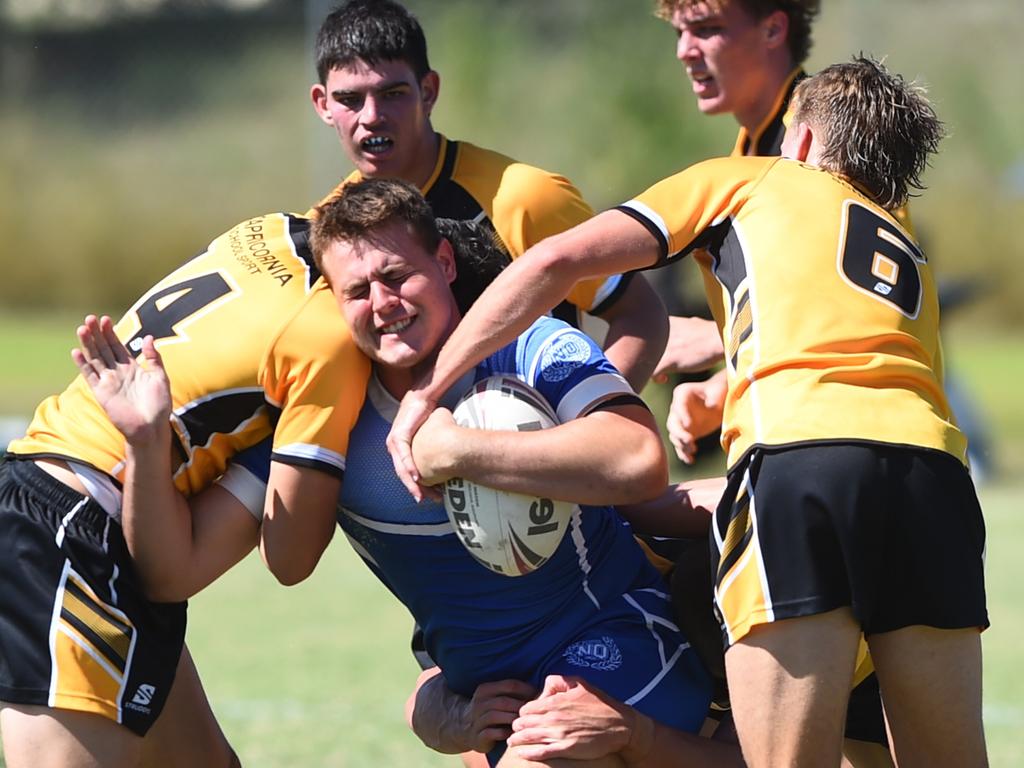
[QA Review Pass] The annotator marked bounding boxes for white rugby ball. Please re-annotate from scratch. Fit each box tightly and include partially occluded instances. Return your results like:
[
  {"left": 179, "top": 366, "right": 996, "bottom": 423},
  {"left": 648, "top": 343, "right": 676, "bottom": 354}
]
[{"left": 442, "top": 375, "right": 575, "bottom": 577}]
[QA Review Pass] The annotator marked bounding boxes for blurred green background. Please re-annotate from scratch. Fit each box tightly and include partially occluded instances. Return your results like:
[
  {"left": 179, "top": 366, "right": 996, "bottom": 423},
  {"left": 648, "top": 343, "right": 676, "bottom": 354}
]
[{"left": 1, "top": 0, "right": 1022, "bottom": 765}]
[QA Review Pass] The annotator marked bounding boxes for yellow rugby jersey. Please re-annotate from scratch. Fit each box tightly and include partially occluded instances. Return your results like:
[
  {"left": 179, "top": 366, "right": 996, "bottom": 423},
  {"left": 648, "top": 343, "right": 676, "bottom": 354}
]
[
  {"left": 313, "top": 135, "right": 629, "bottom": 315},
  {"left": 617, "top": 155, "right": 965, "bottom": 468},
  {"left": 10, "top": 213, "right": 370, "bottom": 496}
]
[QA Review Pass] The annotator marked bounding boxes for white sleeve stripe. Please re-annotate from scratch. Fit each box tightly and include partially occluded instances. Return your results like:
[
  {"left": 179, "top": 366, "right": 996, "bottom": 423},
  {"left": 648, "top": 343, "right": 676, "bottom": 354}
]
[
  {"left": 272, "top": 444, "right": 346, "bottom": 472},
  {"left": 588, "top": 274, "right": 623, "bottom": 311},
  {"left": 619, "top": 200, "right": 669, "bottom": 242},
  {"left": 555, "top": 372, "right": 633, "bottom": 423},
  {"left": 216, "top": 465, "right": 267, "bottom": 521}
]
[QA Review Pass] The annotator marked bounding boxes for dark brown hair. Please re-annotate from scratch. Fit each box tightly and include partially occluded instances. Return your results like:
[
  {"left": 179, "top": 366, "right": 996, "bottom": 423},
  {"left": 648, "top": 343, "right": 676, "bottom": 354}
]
[{"left": 311, "top": 177, "right": 440, "bottom": 277}]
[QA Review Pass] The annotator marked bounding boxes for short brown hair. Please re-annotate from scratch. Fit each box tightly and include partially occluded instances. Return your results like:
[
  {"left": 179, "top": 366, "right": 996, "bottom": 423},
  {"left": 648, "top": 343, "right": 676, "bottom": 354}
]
[
  {"left": 791, "top": 56, "right": 945, "bottom": 210},
  {"left": 310, "top": 178, "right": 441, "bottom": 278},
  {"left": 655, "top": 0, "right": 820, "bottom": 64}
]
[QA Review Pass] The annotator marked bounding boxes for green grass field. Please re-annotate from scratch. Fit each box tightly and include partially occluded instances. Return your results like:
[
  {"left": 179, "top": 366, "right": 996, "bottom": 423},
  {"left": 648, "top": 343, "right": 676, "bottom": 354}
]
[{"left": 1, "top": 316, "right": 1022, "bottom": 766}]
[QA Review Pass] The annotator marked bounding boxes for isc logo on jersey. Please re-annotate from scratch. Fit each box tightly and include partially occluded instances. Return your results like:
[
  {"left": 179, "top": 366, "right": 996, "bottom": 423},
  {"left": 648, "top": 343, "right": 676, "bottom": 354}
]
[{"left": 442, "top": 375, "right": 575, "bottom": 577}]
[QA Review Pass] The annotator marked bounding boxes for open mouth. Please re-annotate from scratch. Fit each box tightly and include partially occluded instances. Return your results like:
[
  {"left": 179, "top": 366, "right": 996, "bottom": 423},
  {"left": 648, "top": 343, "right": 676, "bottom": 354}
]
[
  {"left": 361, "top": 136, "right": 394, "bottom": 155},
  {"left": 379, "top": 317, "right": 413, "bottom": 334}
]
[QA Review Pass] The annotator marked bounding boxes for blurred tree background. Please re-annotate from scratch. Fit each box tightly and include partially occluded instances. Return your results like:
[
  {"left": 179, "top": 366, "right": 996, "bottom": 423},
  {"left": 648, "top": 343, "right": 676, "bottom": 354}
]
[{"left": 1, "top": 0, "right": 1021, "bottom": 322}]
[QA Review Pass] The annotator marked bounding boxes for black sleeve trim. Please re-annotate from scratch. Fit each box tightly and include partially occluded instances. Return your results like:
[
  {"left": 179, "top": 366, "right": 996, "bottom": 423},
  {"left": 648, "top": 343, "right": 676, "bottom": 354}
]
[
  {"left": 270, "top": 452, "right": 346, "bottom": 482},
  {"left": 613, "top": 205, "right": 669, "bottom": 265},
  {"left": 585, "top": 393, "right": 649, "bottom": 415}
]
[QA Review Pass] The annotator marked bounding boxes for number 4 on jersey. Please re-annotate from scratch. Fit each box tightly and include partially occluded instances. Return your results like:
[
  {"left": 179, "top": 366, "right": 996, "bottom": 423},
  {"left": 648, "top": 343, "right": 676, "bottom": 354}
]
[
  {"left": 838, "top": 201, "right": 925, "bottom": 318},
  {"left": 126, "top": 272, "right": 234, "bottom": 355}
]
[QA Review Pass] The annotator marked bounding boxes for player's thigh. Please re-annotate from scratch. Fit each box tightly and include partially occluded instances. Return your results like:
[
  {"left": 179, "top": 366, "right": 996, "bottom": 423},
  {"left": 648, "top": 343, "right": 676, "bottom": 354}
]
[
  {"left": 140, "top": 645, "right": 239, "bottom": 768},
  {"left": 545, "top": 587, "right": 712, "bottom": 735},
  {"left": 497, "top": 751, "right": 625, "bottom": 768},
  {"left": 1, "top": 702, "right": 142, "bottom": 768},
  {"left": 868, "top": 625, "right": 986, "bottom": 768},
  {"left": 725, "top": 607, "right": 862, "bottom": 768}
]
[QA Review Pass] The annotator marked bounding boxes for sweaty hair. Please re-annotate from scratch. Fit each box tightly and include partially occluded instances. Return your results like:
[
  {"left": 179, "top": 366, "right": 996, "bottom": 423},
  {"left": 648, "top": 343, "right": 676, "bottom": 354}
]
[
  {"left": 655, "top": 0, "right": 820, "bottom": 64},
  {"left": 791, "top": 56, "right": 945, "bottom": 210},
  {"left": 311, "top": 177, "right": 440, "bottom": 276},
  {"left": 315, "top": 0, "right": 431, "bottom": 84},
  {"left": 437, "top": 219, "right": 512, "bottom": 314}
]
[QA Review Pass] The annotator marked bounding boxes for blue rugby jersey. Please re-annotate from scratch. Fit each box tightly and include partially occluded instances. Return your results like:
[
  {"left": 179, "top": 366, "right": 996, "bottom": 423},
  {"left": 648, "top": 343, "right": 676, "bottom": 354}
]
[{"left": 235, "top": 316, "right": 663, "bottom": 696}]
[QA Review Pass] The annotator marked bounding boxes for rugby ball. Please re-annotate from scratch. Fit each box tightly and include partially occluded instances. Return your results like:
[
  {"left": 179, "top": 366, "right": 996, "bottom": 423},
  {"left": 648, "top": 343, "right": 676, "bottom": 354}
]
[{"left": 442, "top": 375, "right": 575, "bottom": 577}]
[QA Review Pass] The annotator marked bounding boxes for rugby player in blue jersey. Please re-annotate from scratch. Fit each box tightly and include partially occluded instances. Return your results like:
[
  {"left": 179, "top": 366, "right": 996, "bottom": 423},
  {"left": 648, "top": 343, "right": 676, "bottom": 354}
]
[{"left": 74, "top": 178, "right": 740, "bottom": 767}]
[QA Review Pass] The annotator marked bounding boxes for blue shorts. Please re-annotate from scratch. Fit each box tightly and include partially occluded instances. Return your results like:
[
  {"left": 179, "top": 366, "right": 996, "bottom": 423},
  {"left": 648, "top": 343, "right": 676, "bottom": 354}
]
[{"left": 487, "top": 585, "right": 712, "bottom": 765}]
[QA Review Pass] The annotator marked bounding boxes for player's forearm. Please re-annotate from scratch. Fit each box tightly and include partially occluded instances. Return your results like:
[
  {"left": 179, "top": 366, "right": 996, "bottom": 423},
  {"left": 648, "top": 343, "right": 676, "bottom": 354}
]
[
  {"left": 598, "top": 275, "right": 669, "bottom": 391},
  {"left": 615, "top": 481, "right": 717, "bottom": 538},
  {"left": 121, "top": 429, "right": 198, "bottom": 601},
  {"left": 447, "top": 407, "right": 667, "bottom": 506},
  {"left": 419, "top": 241, "right": 580, "bottom": 405},
  {"left": 623, "top": 712, "right": 745, "bottom": 768},
  {"left": 407, "top": 669, "right": 475, "bottom": 755}
]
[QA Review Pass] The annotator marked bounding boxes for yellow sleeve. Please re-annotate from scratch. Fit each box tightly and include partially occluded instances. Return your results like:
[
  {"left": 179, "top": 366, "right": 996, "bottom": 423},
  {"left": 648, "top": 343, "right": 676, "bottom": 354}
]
[
  {"left": 262, "top": 283, "right": 371, "bottom": 478},
  {"left": 629, "top": 157, "right": 774, "bottom": 260}
]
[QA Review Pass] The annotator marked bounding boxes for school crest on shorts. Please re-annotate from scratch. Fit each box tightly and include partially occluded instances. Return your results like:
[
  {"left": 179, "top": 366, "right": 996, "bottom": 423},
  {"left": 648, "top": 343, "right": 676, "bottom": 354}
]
[{"left": 562, "top": 636, "right": 623, "bottom": 671}]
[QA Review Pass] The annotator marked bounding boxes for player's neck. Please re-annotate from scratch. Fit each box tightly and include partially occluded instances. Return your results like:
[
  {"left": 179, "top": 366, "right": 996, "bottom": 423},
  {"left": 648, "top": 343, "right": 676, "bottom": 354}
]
[
  {"left": 735, "top": 60, "right": 797, "bottom": 141},
  {"left": 406, "top": 130, "right": 442, "bottom": 189}
]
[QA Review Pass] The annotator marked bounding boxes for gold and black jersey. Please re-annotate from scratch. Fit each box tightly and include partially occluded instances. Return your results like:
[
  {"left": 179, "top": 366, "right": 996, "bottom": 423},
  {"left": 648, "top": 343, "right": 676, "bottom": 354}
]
[
  {"left": 314, "top": 135, "right": 630, "bottom": 315},
  {"left": 617, "top": 155, "right": 965, "bottom": 468},
  {"left": 9, "top": 214, "right": 370, "bottom": 496}
]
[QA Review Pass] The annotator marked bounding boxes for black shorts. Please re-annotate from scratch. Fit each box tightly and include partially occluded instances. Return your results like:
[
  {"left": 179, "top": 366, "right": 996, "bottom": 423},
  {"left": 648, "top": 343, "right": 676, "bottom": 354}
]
[
  {"left": 0, "top": 457, "right": 187, "bottom": 736},
  {"left": 671, "top": 537, "right": 888, "bottom": 746},
  {"left": 711, "top": 443, "right": 988, "bottom": 645}
]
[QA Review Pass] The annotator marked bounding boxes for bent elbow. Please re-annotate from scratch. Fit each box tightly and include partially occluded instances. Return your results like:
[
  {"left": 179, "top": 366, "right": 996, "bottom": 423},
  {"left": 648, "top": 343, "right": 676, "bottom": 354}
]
[
  {"left": 627, "top": 437, "right": 670, "bottom": 501},
  {"left": 267, "top": 559, "right": 317, "bottom": 587}
]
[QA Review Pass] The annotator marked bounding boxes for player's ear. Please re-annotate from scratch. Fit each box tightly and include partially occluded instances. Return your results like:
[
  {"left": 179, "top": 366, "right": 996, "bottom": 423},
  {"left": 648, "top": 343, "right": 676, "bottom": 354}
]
[
  {"left": 762, "top": 9, "right": 789, "bottom": 52},
  {"left": 436, "top": 237, "right": 457, "bottom": 284},
  {"left": 420, "top": 70, "right": 440, "bottom": 119},
  {"left": 787, "top": 122, "right": 815, "bottom": 163},
  {"left": 310, "top": 82, "right": 333, "bottom": 125}
]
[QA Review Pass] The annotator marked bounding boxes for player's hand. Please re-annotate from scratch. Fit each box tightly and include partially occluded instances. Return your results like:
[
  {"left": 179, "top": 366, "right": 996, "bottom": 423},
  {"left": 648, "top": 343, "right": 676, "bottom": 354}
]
[
  {"left": 457, "top": 678, "right": 537, "bottom": 754},
  {"left": 410, "top": 407, "right": 460, "bottom": 489},
  {"left": 506, "top": 675, "right": 634, "bottom": 761},
  {"left": 71, "top": 315, "right": 171, "bottom": 444},
  {"left": 666, "top": 370, "right": 727, "bottom": 465},
  {"left": 651, "top": 316, "right": 725, "bottom": 383},
  {"left": 387, "top": 390, "right": 440, "bottom": 502}
]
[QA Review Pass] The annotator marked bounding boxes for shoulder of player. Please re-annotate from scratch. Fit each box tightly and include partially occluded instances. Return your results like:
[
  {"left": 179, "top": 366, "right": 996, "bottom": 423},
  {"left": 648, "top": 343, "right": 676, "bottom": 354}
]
[{"left": 452, "top": 139, "right": 587, "bottom": 208}]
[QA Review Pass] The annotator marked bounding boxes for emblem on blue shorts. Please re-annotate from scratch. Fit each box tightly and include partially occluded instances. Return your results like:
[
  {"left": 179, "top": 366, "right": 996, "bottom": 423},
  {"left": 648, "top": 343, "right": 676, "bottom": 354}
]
[
  {"left": 541, "top": 333, "right": 590, "bottom": 382},
  {"left": 563, "top": 636, "right": 623, "bottom": 671}
]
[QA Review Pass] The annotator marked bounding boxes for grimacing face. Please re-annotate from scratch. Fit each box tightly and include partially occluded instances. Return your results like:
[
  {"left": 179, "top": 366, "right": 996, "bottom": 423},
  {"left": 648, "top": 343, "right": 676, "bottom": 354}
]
[
  {"left": 321, "top": 219, "right": 458, "bottom": 374},
  {"left": 311, "top": 57, "right": 439, "bottom": 186}
]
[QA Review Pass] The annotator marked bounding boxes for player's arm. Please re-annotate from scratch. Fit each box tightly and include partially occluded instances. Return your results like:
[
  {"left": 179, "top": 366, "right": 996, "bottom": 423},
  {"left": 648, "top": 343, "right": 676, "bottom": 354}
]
[
  {"left": 412, "top": 398, "right": 667, "bottom": 506},
  {"left": 389, "top": 210, "right": 662, "bottom": 496},
  {"left": 405, "top": 668, "right": 535, "bottom": 756},
  {"left": 666, "top": 370, "right": 727, "bottom": 465},
  {"left": 651, "top": 315, "right": 725, "bottom": 383},
  {"left": 615, "top": 477, "right": 725, "bottom": 538},
  {"left": 258, "top": 299, "right": 370, "bottom": 585},
  {"left": 595, "top": 274, "right": 670, "bottom": 392},
  {"left": 506, "top": 675, "right": 744, "bottom": 767},
  {"left": 259, "top": 462, "right": 340, "bottom": 586},
  {"left": 72, "top": 315, "right": 258, "bottom": 602}
]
